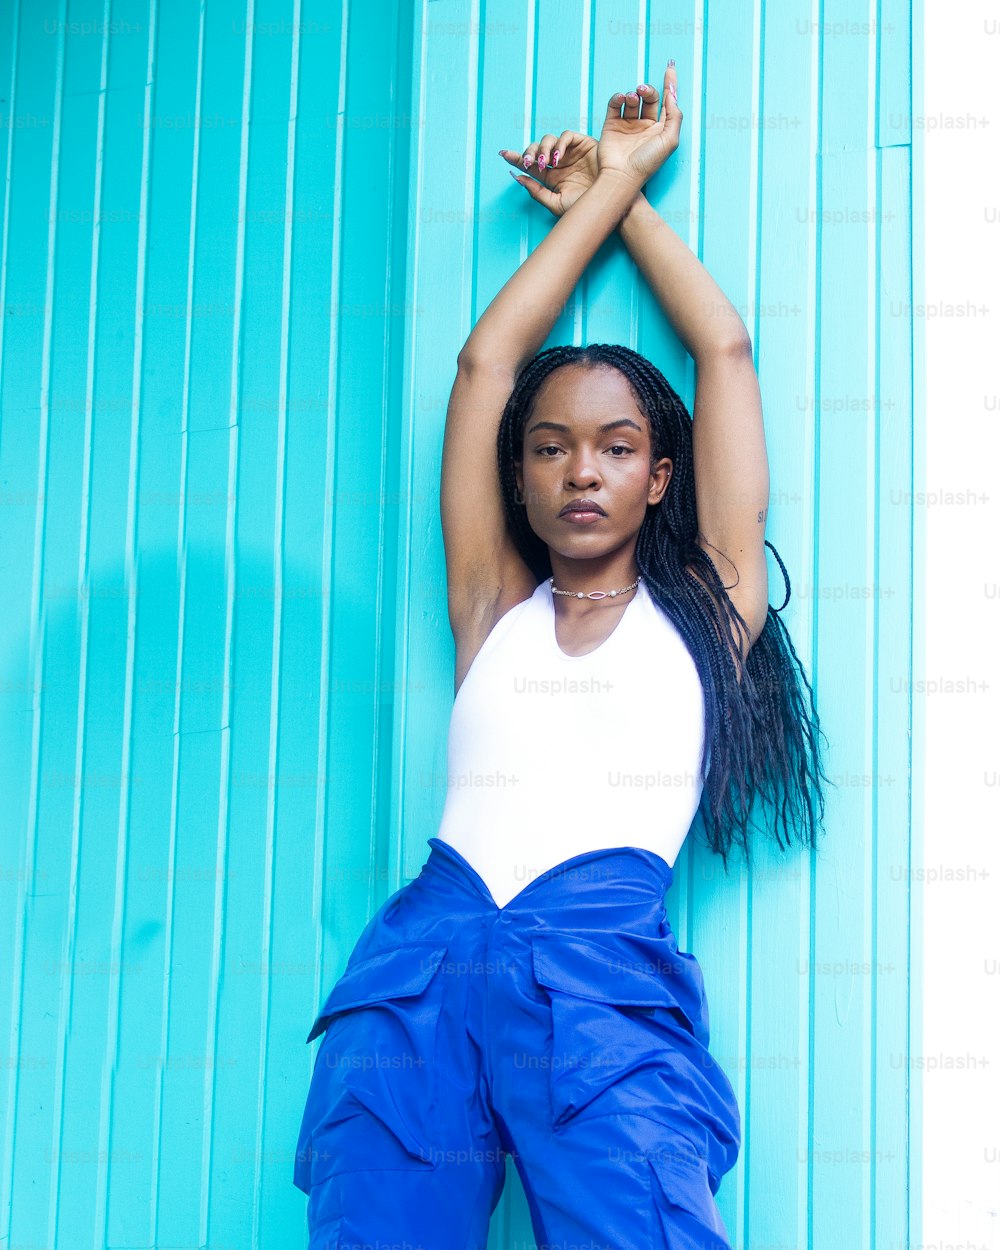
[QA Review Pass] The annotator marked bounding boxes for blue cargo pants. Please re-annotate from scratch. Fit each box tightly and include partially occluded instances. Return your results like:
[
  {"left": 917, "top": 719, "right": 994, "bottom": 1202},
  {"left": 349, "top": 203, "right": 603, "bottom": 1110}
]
[{"left": 293, "top": 836, "right": 741, "bottom": 1249}]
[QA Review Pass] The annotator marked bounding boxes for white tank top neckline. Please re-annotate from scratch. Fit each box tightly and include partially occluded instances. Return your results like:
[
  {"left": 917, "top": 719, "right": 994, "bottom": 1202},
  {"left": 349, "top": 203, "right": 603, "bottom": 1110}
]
[{"left": 545, "top": 575, "right": 644, "bottom": 660}]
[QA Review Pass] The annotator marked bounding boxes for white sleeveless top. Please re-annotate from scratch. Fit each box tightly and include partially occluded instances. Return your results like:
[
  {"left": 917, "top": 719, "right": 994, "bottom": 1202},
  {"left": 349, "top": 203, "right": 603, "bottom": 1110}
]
[{"left": 434, "top": 576, "right": 709, "bottom": 907}]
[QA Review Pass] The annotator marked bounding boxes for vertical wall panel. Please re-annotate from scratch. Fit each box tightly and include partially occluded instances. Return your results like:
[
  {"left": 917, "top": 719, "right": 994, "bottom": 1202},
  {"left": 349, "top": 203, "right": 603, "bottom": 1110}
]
[{"left": 0, "top": 1, "right": 918, "bottom": 1249}]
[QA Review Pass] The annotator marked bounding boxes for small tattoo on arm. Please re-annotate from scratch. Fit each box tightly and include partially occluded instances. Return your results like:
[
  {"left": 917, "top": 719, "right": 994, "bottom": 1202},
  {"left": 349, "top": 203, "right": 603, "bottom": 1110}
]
[{"left": 757, "top": 506, "right": 768, "bottom": 524}]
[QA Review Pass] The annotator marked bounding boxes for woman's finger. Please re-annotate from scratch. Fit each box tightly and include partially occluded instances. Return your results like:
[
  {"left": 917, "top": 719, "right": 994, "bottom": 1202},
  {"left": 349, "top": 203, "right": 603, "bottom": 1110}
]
[
  {"left": 604, "top": 91, "right": 626, "bottom": 121},
  {"left": 636, "top": 82, "right": 660, "bottom": 122},
  {"left": 513, "top": 140, "right": 539, "bottom": 170},
  {"left": 663, "top": 60, "right": 680, "bottom": 118},
  {"left": 554, "top": 129, "right": 584, "bottom": 166},
  {"left": 499, "top": 147, "right": 535, "bottom": 172},
  {"left": 501, "top": 132, "right": 584, "bottom": 173},
  {"left": 508, "top": 168, "right": 560, "bottom": 215},
  {"left": 534, "top": 133, "right": 560, "bottom": 171},
  {"left": 622, "top": 89, "right": 641, "bottom": 122}
]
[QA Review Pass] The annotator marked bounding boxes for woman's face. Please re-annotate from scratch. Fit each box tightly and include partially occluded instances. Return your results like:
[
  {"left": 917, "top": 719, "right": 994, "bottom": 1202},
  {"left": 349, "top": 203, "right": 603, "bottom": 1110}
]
[{"left": 514, "top": 363, "right": 672, "bottom": 561}]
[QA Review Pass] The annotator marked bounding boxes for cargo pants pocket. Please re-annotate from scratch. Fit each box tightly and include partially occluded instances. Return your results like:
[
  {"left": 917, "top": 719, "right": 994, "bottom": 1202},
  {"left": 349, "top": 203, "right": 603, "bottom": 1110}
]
[
  {"left": 296, "top": 940, "right": 450, "bottom": 1186},
  {"left": 647, "top": 1146, "right": 734, "bottom": 1250},
  {"left": 529, "top": 931, "right": 704, "bottom": 1133}
]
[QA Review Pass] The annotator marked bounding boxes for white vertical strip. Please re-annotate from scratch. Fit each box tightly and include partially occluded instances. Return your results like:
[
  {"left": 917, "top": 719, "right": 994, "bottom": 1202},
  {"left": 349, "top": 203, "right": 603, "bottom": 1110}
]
[{"left": 920, "top": 6, "right": 1000, "bottom": 1249}]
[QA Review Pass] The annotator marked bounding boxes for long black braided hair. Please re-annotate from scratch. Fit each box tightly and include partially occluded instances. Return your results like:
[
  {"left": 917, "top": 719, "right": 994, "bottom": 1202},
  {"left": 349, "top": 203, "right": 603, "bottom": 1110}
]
[{"left": 496, "top": 343, "right": 832, "bottom": 873}]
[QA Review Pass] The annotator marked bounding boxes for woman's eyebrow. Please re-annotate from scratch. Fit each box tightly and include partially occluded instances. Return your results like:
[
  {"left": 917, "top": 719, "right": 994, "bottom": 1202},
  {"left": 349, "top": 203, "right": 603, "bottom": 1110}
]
[{"left": 525, "top": 417, "right": 643, "bottom": 436}]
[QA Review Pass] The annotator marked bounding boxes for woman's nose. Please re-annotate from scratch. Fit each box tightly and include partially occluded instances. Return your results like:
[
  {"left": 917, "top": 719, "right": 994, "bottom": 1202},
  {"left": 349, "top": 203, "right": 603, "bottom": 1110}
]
[{"left": 566, "top": 458, "right": 600, "bottom": 487}]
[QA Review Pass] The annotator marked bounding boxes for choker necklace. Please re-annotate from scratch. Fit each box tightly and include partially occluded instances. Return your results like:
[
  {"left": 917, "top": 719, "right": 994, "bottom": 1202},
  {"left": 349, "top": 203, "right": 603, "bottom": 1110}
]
[{"left": 549, "top": 574, "right": 641, "bottom": 600}]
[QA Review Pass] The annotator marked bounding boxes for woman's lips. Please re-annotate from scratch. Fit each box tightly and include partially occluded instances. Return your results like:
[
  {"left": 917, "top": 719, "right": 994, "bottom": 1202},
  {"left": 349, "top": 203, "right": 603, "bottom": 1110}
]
[{"left": 559, "top": 510, "right": 605, "bottom": 524}]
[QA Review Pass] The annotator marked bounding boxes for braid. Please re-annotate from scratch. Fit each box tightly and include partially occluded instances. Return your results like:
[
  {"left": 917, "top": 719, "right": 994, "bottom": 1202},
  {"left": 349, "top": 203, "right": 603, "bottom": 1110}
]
[{"left": 496, "top": 343, "right": 832, "bottom": 871}]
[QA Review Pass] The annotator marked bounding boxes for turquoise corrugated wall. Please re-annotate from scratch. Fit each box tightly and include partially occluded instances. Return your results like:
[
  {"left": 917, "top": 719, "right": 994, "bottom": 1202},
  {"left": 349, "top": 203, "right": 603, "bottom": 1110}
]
[{"left": 0, "top": 1, "right": 920, "bottom": 1248}]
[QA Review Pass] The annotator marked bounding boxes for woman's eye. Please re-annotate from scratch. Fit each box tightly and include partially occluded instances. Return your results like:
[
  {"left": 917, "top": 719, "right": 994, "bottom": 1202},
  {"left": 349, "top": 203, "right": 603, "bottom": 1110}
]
[{"left": 536, "top": 445, "right": 634, "bottom": 457}]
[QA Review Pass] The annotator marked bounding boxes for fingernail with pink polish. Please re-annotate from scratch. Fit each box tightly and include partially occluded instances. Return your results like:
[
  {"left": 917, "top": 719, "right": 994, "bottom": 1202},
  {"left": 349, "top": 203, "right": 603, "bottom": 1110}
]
[{"left": 553, "top": 150, "right": 561, "bottom": 166}]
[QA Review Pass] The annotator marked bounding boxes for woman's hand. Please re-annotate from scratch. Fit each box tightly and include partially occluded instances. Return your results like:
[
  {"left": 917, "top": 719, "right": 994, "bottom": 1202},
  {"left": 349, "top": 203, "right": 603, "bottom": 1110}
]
[
  {"left": 499, "top": 131, "right": 598, "bottom": 218},
  {"left": 500, "top": 63, "right": 680, "bottom": 216},
  {"left": 596, "top": 63, "right": 682, "bottom": 188}
]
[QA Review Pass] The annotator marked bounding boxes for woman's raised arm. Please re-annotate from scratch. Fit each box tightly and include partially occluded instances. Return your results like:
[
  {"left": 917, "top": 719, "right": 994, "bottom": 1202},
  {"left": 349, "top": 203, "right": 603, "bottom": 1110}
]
[
  {"left": 442, "top": 75, "right": 680, "bottom": 677},
  {"left": 615, "top": 193, "right": 771, "bottom": 652},
  {"left": 460, "top": 69, "right": 682, "bottom": 369},
  {"left": 459, "top": 108, "right": 647, "bottom": 372}
]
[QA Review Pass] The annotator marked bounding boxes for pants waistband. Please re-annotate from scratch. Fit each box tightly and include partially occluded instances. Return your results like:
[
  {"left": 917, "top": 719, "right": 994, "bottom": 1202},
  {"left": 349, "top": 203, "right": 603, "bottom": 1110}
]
[{"left": 421, "top": 835, "right": 675, "bottom": 911}]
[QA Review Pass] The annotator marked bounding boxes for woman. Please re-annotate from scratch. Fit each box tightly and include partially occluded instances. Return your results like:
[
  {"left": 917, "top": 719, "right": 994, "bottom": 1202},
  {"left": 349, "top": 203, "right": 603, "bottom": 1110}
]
[{"left": 294, "top": 65, "right": 829, "bottom": 1249}]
